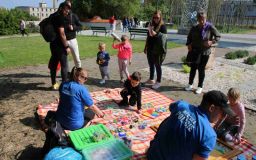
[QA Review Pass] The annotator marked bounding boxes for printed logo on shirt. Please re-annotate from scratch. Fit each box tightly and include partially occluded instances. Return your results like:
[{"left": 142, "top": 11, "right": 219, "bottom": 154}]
[{"left": 176, "top": 110, "right": 196, "bottom": 132}]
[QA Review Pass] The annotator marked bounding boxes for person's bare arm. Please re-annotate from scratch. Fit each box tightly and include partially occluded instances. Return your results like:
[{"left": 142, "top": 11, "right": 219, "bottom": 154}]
[
  {"left": 90, "top": 105, "right": 104, "bottom": 118},
  {"left": 192, "top": 154, "right": 207, "bottom": 160}
]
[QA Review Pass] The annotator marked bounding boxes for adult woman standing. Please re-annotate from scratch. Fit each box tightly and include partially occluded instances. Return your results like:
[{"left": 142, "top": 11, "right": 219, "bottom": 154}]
[
  {"left": 185, "top": 11, "right": 220, "bottom": 94},
  {"left": 144, "top": 10, "right": 167, "bottom": 89},
  {"left": 55, "top": 67, "right": 104, "bottom": 130}
]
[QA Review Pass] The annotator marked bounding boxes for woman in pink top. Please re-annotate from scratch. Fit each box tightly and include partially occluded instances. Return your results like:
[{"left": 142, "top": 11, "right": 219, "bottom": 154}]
[
  {"left": 112, "top": 35, "right": 132, "bottom": 83},
  {"left": 215, "top": 88, "right": 246, "bottom": 144}
]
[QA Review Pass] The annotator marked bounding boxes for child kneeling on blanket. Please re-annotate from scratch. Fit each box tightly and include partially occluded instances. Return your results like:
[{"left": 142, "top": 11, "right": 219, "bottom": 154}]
[
  {"left": 215, "top": 88, "right": 246, "bottom": 144},
  {"left": 118, "top": 71, "right": 142, "bottom": 114}
]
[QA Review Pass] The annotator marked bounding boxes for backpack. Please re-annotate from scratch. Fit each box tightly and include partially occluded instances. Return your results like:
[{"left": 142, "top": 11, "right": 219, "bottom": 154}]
[{"left": 39, "top": 13, "right": 57, "bottom": 42}]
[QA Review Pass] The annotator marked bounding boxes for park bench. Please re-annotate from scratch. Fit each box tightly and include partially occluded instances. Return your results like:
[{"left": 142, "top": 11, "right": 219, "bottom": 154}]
[
  {"left": 91, "top": 26, "right": 109, "bottom": 36},
  {"left": 128, "top": 28, "right": 148, "bottom": 39}
]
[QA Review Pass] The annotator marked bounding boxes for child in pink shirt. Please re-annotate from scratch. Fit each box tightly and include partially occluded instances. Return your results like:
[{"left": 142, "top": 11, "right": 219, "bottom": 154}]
[
  {"left": 112, "top": 35, "right": 132, "bottom": 83},
  {"left": 215, "top": 88, "right": 246, "bottom": 144}
]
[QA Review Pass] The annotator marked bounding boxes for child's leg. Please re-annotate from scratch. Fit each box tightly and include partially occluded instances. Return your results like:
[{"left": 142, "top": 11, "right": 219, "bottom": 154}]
[
  {"left": 118, "top": 58, "right": 124, "bottom": 80},
  {"left": 122, "top": 59, "right": 130, "bottom": 79},
  {"left": 129, "top": 92, "right": 137, "bottom": 106},
  {"left": 102, "top": 66, "right": 109, "bottom": 80},
  {"left": 99, "top": 66, "right": 105, "bottom": 79},
  {"left": 120, "top": 89, "right": 129, "bottom": 104}
]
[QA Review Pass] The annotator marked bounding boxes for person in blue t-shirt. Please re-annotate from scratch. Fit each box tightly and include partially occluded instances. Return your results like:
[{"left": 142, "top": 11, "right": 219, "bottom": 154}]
[
  {"left": 147, "top": 90, "right": 235, "bottom": 160},
  {"left": 55, "top": 67, "right": 104, "bottom": 130}
]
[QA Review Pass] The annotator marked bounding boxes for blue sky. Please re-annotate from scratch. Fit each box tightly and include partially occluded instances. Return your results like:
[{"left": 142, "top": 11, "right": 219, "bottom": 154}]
[{"left": 0, "top": 0, "right": 65, "bottom": 9}]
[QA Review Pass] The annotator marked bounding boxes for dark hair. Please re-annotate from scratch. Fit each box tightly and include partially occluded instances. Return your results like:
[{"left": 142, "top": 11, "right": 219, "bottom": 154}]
[
  {"left": 58, "top": 1, "right": 71, "bottom": 11},
  {"left": 130, "top": 71, "right": 141, "bottom": 81},
  {"left": 197, "top": 10, "right": 207, "bottom": 19},
  {"left": 70, "top": 66, "right": 84, "bottom": 81}
]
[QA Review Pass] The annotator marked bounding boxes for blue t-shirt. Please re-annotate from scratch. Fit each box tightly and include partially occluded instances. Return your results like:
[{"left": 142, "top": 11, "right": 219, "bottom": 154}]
[
  {"left": 147, "top": 100, "right": 216, "bottom": 160},
  {"left": 55, "top": 81, "right": 93, "bottom": 130}
]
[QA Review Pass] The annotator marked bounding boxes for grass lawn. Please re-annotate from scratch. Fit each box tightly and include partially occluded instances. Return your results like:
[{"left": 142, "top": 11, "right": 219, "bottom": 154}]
[{"left": 0, "top": 35, "right": 182, "bottom": 69}]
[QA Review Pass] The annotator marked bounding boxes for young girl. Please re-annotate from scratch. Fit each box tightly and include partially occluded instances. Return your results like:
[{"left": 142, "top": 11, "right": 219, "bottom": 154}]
[
  {"left": 118, "top": 71, "right": 142, "bottom": 113},
  {"left": 96, "top": 42, "right": 110, "bottom": 84},
  {"left": 112, "top": 35, "right": 132, "bottom": 83},
  {"left": 216, "top": 88, "right": 246, "bottom": 144}
]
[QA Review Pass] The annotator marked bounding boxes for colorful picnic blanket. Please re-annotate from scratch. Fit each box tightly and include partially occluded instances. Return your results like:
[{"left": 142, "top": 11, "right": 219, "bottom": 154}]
[{"left": 36, "top": 88, "right": 256, "bottom": 160}]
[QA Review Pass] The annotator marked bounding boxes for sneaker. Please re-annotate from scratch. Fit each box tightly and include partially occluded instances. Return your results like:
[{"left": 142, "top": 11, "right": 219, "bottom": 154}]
[
  {"left": 185, "top": 84, "right": 193, "bottom": 91},
  {"left": 145, "top": 79, "right": 155, "bottom": 85},
  {"left": 195, "top": 87, "right": 203, "bottom": 94},
  {"left": 99, "top": 79, "right": 105, "bottom": 84},
  {"left": 152, "top": 82, "right": 161, "bottom": 89},
  {"left": 52, "top": 83, "right": 59, "bottom": 90},
  {"left": 118, "top": 100, "right": 128, "bottom": 107}
]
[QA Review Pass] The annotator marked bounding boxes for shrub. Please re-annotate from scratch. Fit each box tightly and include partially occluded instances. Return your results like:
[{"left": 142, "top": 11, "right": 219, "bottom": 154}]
[
  {"left": 244, "top": 56, "right": 256, "bottom": 65},
  {"left": 181, "top": 56, "right": 187, "bottom": 63},
  {"left": 225, "top": 52, "right": 237, "bottom": 59},
  {"left": 236, "top": 50, "right": 249, "bottom": 58},
  {"left": 182, "top": 64, "right": 191, "bottom": 73},
  {"left": 225, "top": 50, "right": 249, "bottom": 59}
]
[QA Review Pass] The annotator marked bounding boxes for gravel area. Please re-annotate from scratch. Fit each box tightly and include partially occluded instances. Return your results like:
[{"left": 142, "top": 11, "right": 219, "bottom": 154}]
[{"left": 143, "top": 56, "right": 256, "bottom": 110}]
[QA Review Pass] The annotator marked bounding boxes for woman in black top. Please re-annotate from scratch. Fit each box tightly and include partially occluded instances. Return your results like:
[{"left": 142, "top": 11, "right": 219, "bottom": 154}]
[{"left": 144, "top": 10, "right": 167, "bottom": 89}]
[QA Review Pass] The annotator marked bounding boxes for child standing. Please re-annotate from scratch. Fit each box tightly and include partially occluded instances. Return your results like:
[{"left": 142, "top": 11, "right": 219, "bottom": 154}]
[
  {"left": 96, "top": 42, "right": 110, "bottom": 84},
  {"left": 118, "top": 71, "right": 142, "bottom": 113},
  {"left": 112, "top": 35, "right": 132, "bottom": 83},
  {"left": 215, "top": 88, "right": 246, "bottom": 144}
]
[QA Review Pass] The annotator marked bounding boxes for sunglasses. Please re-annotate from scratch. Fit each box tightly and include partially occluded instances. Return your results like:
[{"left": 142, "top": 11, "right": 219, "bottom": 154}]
[{"left": 80, "top": 75, "right": 88, "bottom": 81}]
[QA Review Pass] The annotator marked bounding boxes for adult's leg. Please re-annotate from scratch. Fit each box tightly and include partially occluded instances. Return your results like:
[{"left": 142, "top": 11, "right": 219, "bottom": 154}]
[
  {"left": 188, "top": 63, "right": 197, "bottom": 85},
  {"left": 198, "top": 55, "right": 209, "bottom": 88},
  {"left": 59, "top": 52, "right": 68, "bottom": 83},
  {"left": 49, "top": 44, "right": 59, "bottom": 85},
  {"left": 84, "top": 108, "right": 95, "bottom": 126},
  {"left": 68, "top": 38, "right": 81, "bottom": 68},
  {"left": 147, "top": 53, "right": 155, "bottom": 80},
  {"left": 154, "top": 54, "right": 165, "bottom": 83}
]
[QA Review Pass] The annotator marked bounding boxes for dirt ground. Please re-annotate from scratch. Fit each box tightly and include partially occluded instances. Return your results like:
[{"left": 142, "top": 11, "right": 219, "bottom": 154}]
[{"left": 0, "top": 47, "right": 255, "bottom": 160}]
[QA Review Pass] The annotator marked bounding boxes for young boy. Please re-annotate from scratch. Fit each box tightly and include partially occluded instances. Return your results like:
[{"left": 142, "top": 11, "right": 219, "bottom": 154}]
[
  {"left": 112, "top": 35, "right": 132, "bottom": 83},
  {"left": 215, "top": 88, "right": 246, "bottom": 144},
  {"left": 118, "top": 71, "right": 142, "bottom": 113},
  {"left": 96, "top": 42, "right": 110, "bottom": 84}
]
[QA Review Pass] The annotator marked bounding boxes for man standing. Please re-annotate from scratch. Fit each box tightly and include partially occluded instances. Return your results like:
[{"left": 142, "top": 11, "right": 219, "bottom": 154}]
[
  {"left": 48, "top": 2, "right": 71, "bottom": 90},
  {"left": 64, "top": 1, "right": 82, "bottom": 68},
  {"left": 19, "top": 20, "right": 28, "bottom": 36},
  {"left": 147, "top": 90, "right": 235, "bottom": 160}
]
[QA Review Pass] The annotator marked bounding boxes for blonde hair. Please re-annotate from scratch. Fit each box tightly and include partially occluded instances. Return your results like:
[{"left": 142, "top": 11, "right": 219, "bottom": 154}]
[
  {"left": 99, "top": 42, "right": 106, "bottom": 48},
  {"left": 228, "top": 88, "right": 240, "bottom": 101},
  {"left": 70, "top": 66, "right": 87, "bottom": 81},
  {"left": 151, "top": 10, "right": 164, "bottom": 33}
]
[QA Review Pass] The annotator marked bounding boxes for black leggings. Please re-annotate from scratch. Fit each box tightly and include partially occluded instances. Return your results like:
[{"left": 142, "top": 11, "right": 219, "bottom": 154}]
[
  {"left": 147, "top": 53, "right": 164, "bottom": 83},
  {"left": 49, "top": 43, "right": 68, "bottom": 85},
  {"left": 189, "top": 55, "right": 209, "bottom": 88}
]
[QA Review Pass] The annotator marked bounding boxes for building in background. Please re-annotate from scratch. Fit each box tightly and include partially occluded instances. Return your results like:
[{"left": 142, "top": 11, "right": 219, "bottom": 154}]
[{"left": 16, "top": 2, "right": 57, "bottom": 21}]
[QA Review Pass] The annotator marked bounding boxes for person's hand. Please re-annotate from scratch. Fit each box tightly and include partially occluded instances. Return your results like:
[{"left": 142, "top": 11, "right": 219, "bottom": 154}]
[
  {"left": 231, "top": 115, "right": 240, "bottom": 125},
  {"left": 66, "top": 47, "right": 71, "bottom": 54},
  {"left": 233, "top": 134, "right": 241, "bottom": 144},
  {"left": 97, "top": 111, "right": 104, "bottom": 118},
  {"left": 203, "top": 40, "right": 213, "bottom": 47},
  {"left": 187, "top": 44, "right": 192, "bottom": 52},
  {"left": 68, "top": 25, "right": 73, "bottom": 31},
  {"left": 144, "top": 47, "right": 147, "bottom": 54}
]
